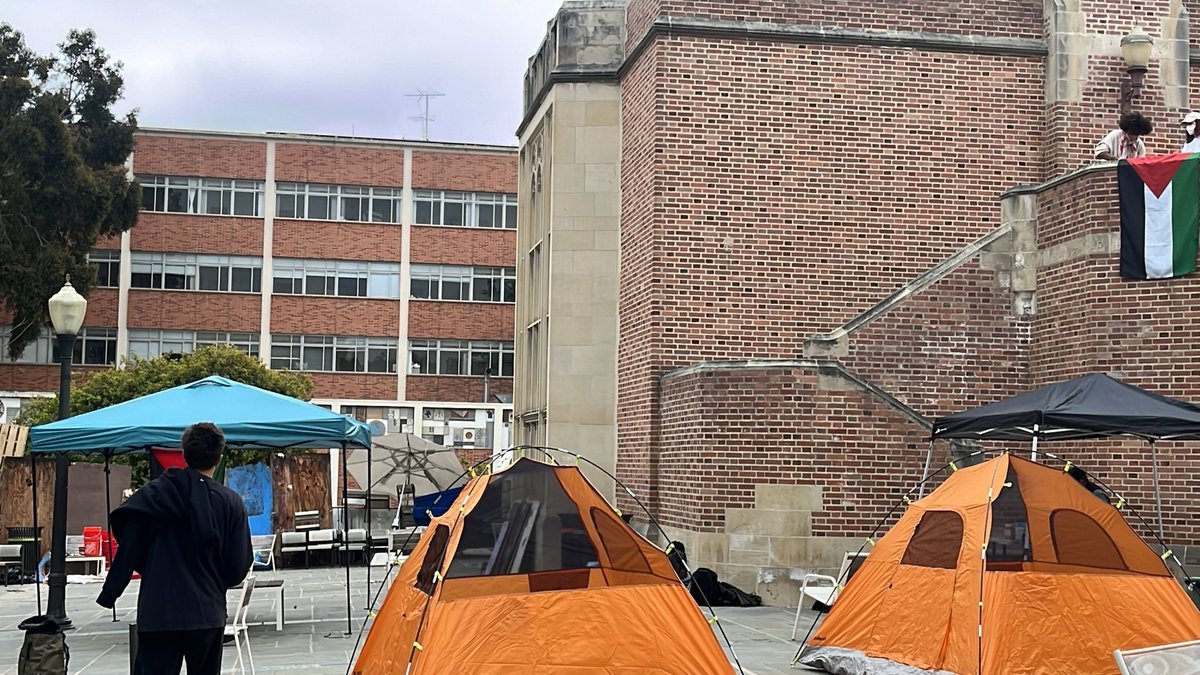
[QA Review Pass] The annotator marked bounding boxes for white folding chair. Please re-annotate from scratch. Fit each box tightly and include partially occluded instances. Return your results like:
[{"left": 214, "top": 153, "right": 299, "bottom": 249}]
[
  {"left": 279, "top": 531, "right": 307, "bottom": 568},
  {"left": 308, "top": 529, "right": 337, "bottom": 566},
  {"left": 229, "top": 576, "right": 257, "bottom": 675},
  {"left": 250, "top": 534, "right": 276, "bottom": 573},
  {"left": 791, "top": 551, "right": 869, "bottom": 640},
  {"left": 343, "top": 529, "right": 367, "bottom": 564}
]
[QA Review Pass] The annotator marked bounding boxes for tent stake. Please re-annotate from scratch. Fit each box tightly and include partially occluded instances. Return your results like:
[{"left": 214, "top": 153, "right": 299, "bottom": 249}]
[
  {"left": 30, "top": 452, "right": 42, "bottom": 615},
  {"left": 1150, "top": 440, "right": 1166, "bottom": 549}
]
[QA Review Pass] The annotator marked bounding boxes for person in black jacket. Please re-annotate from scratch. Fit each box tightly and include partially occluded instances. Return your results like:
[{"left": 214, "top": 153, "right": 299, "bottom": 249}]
[{"left": 97, "top": 422, "right": 252, "bottom": 675}]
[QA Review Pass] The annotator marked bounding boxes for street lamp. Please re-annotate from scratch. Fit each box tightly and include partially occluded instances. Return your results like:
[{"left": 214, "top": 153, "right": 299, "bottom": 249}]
[
  {"left": 1119, "top": 28, "right": 1153, "bottom": 113},
  {"left": 46, "top": 276, "right": 87, "bottom": 629}
]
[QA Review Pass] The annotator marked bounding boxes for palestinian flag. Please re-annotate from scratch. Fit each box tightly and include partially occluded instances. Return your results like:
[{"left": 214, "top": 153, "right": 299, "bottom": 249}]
[{"left": 1119, "top": 153, "right": 1200, "bottom": 279}]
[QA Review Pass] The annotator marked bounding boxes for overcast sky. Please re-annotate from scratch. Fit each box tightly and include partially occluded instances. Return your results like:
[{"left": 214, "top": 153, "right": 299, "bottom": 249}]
[{"left": 3, "top": 0, "right": 566, "bottom": 146}]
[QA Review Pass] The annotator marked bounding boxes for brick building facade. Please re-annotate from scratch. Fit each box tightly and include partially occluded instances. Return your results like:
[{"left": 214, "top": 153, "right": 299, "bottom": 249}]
[
  {"left": 517, "top": 0, "right": 1200, "bottom": 605},
  {"left": 0, "top": 129, "right": 518, "bottom": 454}
]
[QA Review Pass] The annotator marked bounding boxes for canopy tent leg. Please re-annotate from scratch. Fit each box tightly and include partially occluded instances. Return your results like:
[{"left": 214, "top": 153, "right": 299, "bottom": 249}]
[
  {"left": 30, "top": 453, "right": 42, "bottom": 615},
  {"left": 342, "top": 442, "right": 352, "bottom": 635},
  {"left": 918, "top": 441, "right": 934, "bottom": 498},
  {"left": 1031, "top": 423, "right": 1040, "bottom": 462},
  {"left": 103, "top": 452, "right": 116, "bottom": 622},
  {"left": 365, "top": 442, "right": 371, "bottom": 609},
  {"left": 1151, "top": 441, "right": 1166, "bottom": 548}
]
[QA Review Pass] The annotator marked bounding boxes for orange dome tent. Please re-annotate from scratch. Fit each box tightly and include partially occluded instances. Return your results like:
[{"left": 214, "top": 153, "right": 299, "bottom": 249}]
[
  {"left": 352, "top": 457, "right": 735, "bottom": 674},
  {"left": 798, "top": 454, "right": 1200, "bottom": 674}
]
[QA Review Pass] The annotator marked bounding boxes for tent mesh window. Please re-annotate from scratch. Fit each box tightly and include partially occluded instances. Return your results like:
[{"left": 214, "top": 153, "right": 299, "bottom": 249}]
[
  {"left": 1049, "top": 509, "right": 1128, "bottom": 571},
  {"left": 901, "top": 510, "right": 964, "bottom": 569},
  {"left": 445, "top": 461, "right": 599, "bottom": 578},
  {"left": 415, "top": 524, "right": 450, "bottom": 595},
  {"left": 986, "top": 465, "right": 1031, "bottom": 569},
  {"left": 590, "top": 507, "right": 654, "bottom": 575}
]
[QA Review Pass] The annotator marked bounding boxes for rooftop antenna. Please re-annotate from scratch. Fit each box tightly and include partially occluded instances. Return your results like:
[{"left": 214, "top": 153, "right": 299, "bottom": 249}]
[{"left": 406, "top": 89, "right": 444, "bottom": 140}]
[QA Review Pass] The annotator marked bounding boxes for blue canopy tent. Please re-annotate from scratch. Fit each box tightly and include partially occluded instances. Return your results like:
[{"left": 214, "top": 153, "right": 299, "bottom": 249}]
[{"left": 27, "top": 376, "right": 373, "bottom": 633}]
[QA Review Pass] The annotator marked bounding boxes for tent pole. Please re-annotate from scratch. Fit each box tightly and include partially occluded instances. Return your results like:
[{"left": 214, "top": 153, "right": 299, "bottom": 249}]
[
  {"left": 1150, "top": 441, "right": 1166, "bottom": 548},
  {"left": 918, "top": 440, "right": 934, "bottom": 498},
  {"left": 30, "top": 452, "right": 42, "bottom": 615},
  {"left": 103, "top": 452, "right": 116, "bottom": 622},
  {"left": 342, "top": 442, "right": 352, "bottom": 635},
  {"left": 1031, "top": 424, "right": 1039, "bottom": 462},
  {"left": 365, "top": 441, "right": 371, "bottom": 609}
]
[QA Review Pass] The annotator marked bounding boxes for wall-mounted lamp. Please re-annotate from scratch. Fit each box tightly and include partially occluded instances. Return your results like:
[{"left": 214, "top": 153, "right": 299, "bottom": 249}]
[{"left": 1119, "top": 28, "right": 1153, "bottom": 113}]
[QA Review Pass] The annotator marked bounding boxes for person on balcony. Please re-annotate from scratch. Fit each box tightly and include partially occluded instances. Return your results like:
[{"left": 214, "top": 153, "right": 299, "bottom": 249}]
[
  {"left": 1094, "top": 112, "right": 1153, "bottom": 161},
  {"left": 1181, "top": 111, "right": 1200, "bottom": 153}
]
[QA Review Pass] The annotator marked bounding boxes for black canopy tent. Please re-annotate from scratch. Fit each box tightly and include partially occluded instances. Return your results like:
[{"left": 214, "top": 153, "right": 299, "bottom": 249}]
[{"left": 930, "top": 373, "right": 1200, "bottom": 542}]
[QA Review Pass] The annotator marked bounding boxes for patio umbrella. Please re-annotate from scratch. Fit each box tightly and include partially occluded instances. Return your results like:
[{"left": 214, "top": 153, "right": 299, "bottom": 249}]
[{"left": 344, "top": 433, "right": 464, "bottom": 499}]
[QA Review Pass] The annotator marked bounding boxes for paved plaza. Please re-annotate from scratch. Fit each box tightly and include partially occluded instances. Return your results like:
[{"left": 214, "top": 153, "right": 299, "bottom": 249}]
[{"left": 0, "top": 567, "right": 823, "bottom": 674}]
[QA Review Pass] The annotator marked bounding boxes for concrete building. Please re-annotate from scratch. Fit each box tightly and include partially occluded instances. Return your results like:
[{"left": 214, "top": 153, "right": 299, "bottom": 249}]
[
  {"left": 0, "top": 129, "right": 518, "bottom": 457},
  {"left": 517, "top": 0, "right": 1200, "bottom": 606}
]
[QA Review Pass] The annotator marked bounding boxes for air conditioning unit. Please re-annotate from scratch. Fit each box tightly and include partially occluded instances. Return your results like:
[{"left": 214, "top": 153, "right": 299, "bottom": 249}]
[{"left": 366, "top": 419, "right": 388, "bottom": 437}]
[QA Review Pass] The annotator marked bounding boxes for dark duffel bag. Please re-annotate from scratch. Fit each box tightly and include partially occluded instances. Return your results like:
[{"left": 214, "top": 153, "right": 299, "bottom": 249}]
[{"left": 17, "top": 615, "right": 69, "bottom": 675}]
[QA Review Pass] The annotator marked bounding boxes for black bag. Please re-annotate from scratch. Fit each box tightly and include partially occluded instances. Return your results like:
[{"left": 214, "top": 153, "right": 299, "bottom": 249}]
[
  {"left": 17, "top": 615, "right": 69, "bottom": 675},
  {"left": 689, "top": 567, "right": 723, "bottom": 606}
]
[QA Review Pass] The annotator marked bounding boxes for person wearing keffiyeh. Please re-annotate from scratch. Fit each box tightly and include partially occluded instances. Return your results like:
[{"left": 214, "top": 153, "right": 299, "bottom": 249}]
[{"left": 1094, "top": 112, "right": 1153, "bottom": 160}]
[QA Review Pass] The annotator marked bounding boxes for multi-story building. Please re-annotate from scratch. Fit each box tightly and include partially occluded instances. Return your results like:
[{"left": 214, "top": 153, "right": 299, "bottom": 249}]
[
  {"left": 517, "top": 0, "right": 1200, "bottom": 606},
  {"left": 0, "top": 128, "right": 518, "bottom": 457}
]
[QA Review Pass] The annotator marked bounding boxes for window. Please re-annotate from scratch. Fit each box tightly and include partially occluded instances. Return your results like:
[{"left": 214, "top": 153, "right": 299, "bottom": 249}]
[
  {"left": 901, "top": 510, "right": 964, "bottom": 569},
  {"left": 413, "top": 190, "right": 517, "bottom": 228},
  {"left": 271, "top": 335, "right": 397, "bottom": 373},
  {"left": 89, "top": 251, "right": 120, "bottom": 288},
  {"left": 272, "top": 259, "right": 400, "bottom": 299},
  {"left": 410, "top": 265, "right": 515, "bottom": 303},
  {"left": 1049, "top": 510, "right": 1127, "bottom": 571},
  {"left": 130, "top": 253, "right": 262, "bottom": 293},
  {"left": 128, "top": 329, "right": 259, "bottom": 359},
  {"left": 409, "top": 339, "right": 513, "bottom": 376},
  {"left": 139, "top": 176, "right": 265, "bottom": 216},
  {"left": 0, "top": 326, "right": 116, "bottom": 366},
  {"left": 275, "top": 183, "right": 402, "bottom": 223}
]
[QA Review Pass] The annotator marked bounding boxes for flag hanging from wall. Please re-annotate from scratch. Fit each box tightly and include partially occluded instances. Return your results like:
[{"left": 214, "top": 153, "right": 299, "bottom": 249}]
[{"left": 1119, "top": 153, "right": 1200, "bottom": 279}]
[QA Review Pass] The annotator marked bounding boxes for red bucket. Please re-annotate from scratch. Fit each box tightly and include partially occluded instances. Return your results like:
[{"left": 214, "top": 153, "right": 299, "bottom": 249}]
[{"left": 82, "top": 526, "right": 103, "bottom": 557}]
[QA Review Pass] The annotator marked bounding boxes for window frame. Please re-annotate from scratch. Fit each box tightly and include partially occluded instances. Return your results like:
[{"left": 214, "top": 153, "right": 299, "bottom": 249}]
[
  {"left": 412, "top": 190, "right": 518, "bottom": 229},
  {"left": 129, "top": 252, "right": 262, "bottom": 293},
  {"left": 138, "top": 175, "right": 265, "bottom": 217},
  {"left": 270, "top": 334, "right": 398, "bottom": 374},
  {"left": 408, "top": 338, "right": 514, "bottom": 376},
  {"left": 274, "top": 183, "right": 403, "bottom": 224}
]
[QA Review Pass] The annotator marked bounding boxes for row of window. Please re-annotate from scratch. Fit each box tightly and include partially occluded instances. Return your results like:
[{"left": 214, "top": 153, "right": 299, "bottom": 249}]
[
  {"left": 138, "top": 175, "right": 517, "bottom": 229},
  {"left": 93, "top": 252, "right": 514, "bottom": 303},
  {"left": 0, "top": 326, "right": 513, "bottom": 376}
]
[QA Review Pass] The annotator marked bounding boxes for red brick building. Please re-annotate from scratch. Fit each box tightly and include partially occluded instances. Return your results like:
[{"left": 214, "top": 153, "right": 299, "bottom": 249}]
[
  {"left": 0, "top": 129, "right": 518, "bottom": 453},
  {"left": 516, "top": 0, "right": 1200, "bottom": 604}
]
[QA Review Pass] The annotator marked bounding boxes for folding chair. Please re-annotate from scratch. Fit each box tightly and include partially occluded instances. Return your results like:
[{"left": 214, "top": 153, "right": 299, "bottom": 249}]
[
  {"left": 343, "top": 529, "right": 367, "bottom": 564},
  {"left": 250, "top": 534, "right": 276, "bottom": 572},
  {"left": 229, "top": 576, "right": 257, "bottom": 675},
  {"left": 791, "top": 551, "right": 869, "bottom": 640},
  {"left": 279, "top": 531, "right": 307, "bottom": 568},
  {"left": 308, "top": 529, "right": 337, "bottom": 566}
]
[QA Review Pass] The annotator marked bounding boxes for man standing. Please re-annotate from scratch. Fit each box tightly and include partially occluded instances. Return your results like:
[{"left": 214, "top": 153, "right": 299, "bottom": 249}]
[
  {"left": 97, "top": 422, "right": 252, "bottom": 675},
  {"left": 1094, "top": 112, "right": 1153, "bottom": 160}
]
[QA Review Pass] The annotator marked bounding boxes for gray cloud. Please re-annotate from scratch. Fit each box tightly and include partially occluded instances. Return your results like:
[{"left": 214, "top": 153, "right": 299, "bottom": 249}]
[{"left": 5, "top": 0, "right": 565, "bottom": 145}]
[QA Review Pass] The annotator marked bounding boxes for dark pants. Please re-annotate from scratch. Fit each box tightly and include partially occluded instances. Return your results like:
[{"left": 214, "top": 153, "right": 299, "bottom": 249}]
[{"left": 134, "top": 628, "right": 223, "bottom": 675}]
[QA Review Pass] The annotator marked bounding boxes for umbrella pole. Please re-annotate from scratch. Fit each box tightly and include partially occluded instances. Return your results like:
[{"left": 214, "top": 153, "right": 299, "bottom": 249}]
[
  {"left": 341, "top": 442, "right": 352, "bottom": 635},
  {"left": 918, "top": 440, "right": 934, "bottom": 498},
  {"left": 30, "top": 452, "right": 42, "bottom": 615},
  {"left": 1151, "top": 440, "right": 1166, "bottom": 548},
  {"left": 103, "top": 452, "right": 116, "bottom": 622},
  {"left": 365, "top": 442, "right": 371, "bottom": 609}
]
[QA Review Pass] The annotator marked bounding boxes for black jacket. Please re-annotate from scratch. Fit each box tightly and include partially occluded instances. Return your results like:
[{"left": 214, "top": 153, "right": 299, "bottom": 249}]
[{"left": 97, "top": 467, "right": 252, "bottom": 631}]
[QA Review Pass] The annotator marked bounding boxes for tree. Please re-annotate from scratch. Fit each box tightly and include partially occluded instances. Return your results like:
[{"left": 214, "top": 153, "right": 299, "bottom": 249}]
[
  {"left": 0, "top": 25, "right": 139, "bottom": 358},
  {"left": 18, "top": 346, "right": 315, "bottom": 485}
]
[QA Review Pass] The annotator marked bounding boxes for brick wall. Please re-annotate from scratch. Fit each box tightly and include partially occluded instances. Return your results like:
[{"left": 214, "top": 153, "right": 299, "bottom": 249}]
[
  {"left": 133, "top": 135, "right": 266, "bottom": 179},
  {"left": 410, "top": 227, "right": 516, "bottom": 267},
  {"left": 131, "top": 214, "right": 264, "bottom": 256},
  {"left": 411, "top": 151, "right": 517, "bottom": 193},
  {"left": 270, "top": 296, "right": 399, "bottom": 336},
  {"left": 275, "top": 143, "right": 405, "bottom": 186},
  {"left": 308, "top": 373, "right": 397, "bottom": 400},
  {"left": 273, "top": 221, "right": 401, "bottom": 261},
  {"left": 82, "top": 289, "right": 120, "bottom": 329},
  {"left": 408, "top": 301, "right": 514, "bottom": 341},
  {"left": 406, "top": 375, "right": 513, "bottom": 403},
  {"left": 0, "top": 365, "right": 105, "bottom": 394},
  {"left": 128, "top": 290, "right": 261, "bottom": 332}
]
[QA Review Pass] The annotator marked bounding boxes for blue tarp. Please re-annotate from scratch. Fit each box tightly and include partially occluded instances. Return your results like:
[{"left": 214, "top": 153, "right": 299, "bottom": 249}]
[
  {"left": 29, "top": 375, "right": 372, "bottom": 454},
  {"left": 413, "top": 486, "right": 464, "bottom": 525}
]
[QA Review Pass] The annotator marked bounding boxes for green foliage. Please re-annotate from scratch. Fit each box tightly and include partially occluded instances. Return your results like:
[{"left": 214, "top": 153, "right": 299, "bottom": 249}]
[
  {"left": 0, "top": 25, "right": 139, "bottom": 358},
  {"left": 17, "top": 346, "right": 315, "bottom": 486}
]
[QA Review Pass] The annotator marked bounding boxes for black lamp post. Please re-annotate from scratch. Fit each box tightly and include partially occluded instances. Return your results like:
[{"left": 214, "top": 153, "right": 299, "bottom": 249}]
[{"left": 46, "top": 276, "right": 87, "bottom": 629}]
